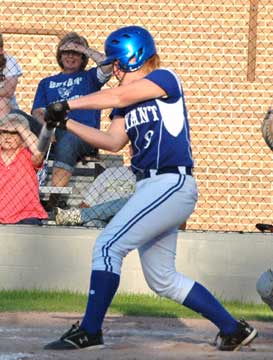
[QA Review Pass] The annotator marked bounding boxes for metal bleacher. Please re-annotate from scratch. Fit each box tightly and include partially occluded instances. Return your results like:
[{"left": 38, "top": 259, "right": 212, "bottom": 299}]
[{"left": 39, "top": 154, "right": 124, "bottom": 208}]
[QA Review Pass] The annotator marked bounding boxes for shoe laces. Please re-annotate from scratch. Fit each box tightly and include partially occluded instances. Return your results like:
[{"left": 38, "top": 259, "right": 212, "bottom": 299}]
[
  {"left": 238, "top": 319, "right": 248, "bottom": 327},
  {"left": 237, "top": 319, "right": 252, "bottom": 335},
  {"left": 61, "top": 321, "right": 80, "bottom": 339}
]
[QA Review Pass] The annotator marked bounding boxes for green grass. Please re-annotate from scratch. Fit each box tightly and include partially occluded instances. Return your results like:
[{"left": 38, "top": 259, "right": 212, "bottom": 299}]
[{"left": 0, "top": 289, "right": 273, "bottom": 321}]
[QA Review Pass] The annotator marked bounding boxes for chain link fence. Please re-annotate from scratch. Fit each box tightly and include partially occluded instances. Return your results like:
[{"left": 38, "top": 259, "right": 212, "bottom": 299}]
[{"left": 0, "top": 0, "right": 272, "bottom": 232}]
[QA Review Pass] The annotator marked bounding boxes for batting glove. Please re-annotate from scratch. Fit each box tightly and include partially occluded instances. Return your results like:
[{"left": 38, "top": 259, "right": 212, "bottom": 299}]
[{"left": 45, "top": 100, "right": 70, "bottom": 130}]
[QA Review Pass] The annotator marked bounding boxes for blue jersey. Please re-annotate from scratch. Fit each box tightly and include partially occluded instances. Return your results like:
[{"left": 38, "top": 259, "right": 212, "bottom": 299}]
[
  {"left": 111, "top": 68, "right": 194, "bottom": 173},
  {"left": 32, "top": 68, "right": 104, "bottom": 128}
]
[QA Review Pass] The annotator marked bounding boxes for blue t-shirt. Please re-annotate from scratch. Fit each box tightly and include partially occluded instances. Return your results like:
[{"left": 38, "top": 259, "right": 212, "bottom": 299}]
[
  {"left": 111, "top": 68, "right": 194, "bottom": 173},
  {"left": 32, "top": 68, "right": 104, "bottom": 128}
]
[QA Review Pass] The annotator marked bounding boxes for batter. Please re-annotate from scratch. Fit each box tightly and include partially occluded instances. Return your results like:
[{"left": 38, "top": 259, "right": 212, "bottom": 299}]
[{"left": 43, "top": 25, "right": 257, "bottom": 352}]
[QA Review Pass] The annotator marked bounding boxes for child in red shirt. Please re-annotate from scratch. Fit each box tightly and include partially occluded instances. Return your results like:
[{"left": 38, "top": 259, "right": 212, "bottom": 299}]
[{"left": 0, "top": 113, "right": 48, "bottom": 224}]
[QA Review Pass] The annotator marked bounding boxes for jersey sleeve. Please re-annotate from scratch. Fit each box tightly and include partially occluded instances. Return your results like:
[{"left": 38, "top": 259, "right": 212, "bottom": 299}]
[
  {"left": 109, "top": 108, "right": 125, "bottom": 120},
  {"left": 32, "top": 79, "right": 47, "bottom": 111},
  {"left": 145, "top": 69, "right": 181, "bottom": 101},
  {"left": 87, "top": 67, "right": 106, "bottom": 89},
  {"left": 109, "top": 69, "right": 182, "bottom": 120}
]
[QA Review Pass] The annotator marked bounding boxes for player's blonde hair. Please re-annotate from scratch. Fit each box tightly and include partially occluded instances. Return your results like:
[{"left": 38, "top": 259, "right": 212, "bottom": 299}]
[{"left": 141, "top": 54, "right": 160, "bottom": 74}]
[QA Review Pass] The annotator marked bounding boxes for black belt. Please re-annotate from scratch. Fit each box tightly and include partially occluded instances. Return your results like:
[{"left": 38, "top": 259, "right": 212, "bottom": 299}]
[{"left": 135, "top": 166, "right": 193, "bottom": 182}]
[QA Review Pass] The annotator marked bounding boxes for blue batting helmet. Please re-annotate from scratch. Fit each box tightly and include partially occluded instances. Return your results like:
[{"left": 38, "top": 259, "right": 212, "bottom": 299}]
[{"left": 100, "top": 26, "right": 156, "bottom": 72}]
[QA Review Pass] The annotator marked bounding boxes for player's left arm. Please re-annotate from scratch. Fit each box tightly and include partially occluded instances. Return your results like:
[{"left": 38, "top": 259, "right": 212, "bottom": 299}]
[
  {"left": 44, "top": 77, "right": 166, "bottom": 150},
  {"left": 68, "top": 78, "right": 166, "bottom": 110}
]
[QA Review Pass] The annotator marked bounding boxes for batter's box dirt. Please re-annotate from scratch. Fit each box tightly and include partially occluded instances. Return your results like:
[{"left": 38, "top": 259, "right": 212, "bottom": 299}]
[{"left": 0, "top": 312, "right": 272, "bottom": 360}]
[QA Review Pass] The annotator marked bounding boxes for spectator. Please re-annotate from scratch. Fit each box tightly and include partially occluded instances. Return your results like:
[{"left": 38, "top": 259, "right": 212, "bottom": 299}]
[
  {"left": 55, "top": 166, "right": 135, "bottom": 226},
  {"left": 56, "top": 200, "right": 188, "bottom": 229},
  {"left": 0, "top": 33, "right": 22, "bottom": 110},
  {"left": 55, "top": 166, "right": 188, "bottom": 229},
  {"left": 32, "top": 32, "right": 112, "bottom": 211},
  {"left": 0, "top": 33, "right": 42, "bottom": 136},
  {"left": 81, "top": 166, "right": 135, "bottom": 207},
  {"left": 55, "top": 197, "right": 129, "bottom": 227},
  {"left": 0, "top": 113, "right": 48, "bottom": 225}
]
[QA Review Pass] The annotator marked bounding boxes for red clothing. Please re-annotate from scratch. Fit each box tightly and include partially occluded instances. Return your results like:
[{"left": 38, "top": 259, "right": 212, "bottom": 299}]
[{"left": 0, "top": 147, "right": 48, "bottom": 223}]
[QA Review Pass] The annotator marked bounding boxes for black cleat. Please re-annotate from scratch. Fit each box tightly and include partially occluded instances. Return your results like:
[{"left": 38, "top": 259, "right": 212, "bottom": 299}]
[
  {"left": 44, "top": 321, "right": 104, "bottom": 350},
  {"left": 214, "top": 319, "right": 258, "bottom": 351}
]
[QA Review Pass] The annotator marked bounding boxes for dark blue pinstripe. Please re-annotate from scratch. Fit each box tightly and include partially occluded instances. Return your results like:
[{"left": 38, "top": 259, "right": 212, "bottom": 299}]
[{"left": 102, "top": 175, "right": 186, "bottom": 271}]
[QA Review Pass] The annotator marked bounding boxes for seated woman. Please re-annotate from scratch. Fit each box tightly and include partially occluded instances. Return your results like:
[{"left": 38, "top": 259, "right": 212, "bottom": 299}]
[{"left": 0, "top": 113, "right": 48, "bottom": 225}]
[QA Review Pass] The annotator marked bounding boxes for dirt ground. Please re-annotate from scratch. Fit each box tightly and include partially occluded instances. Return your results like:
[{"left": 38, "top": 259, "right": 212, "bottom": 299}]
[{"left": 0, "top": 312, "right": 272, "bottom": 360}]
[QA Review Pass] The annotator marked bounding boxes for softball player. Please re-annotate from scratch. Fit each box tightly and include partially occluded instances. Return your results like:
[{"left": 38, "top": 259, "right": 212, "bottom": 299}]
[{"left": 44, "top": 25, "right": 257, "bottom": 351}]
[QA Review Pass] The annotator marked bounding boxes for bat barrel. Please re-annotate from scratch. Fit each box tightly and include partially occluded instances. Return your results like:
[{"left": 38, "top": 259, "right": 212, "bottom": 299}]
[{"left": 37, "top": 124, "right": 54, "bottom": 153}]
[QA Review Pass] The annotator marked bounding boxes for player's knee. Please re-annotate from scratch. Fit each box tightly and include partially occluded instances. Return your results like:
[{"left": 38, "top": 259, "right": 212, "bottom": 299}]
[
  {"left": 92, "top": 239, "right": 126, "bottom": 274},
  {"left": 146, "top": 271, "right": 195, "bottom": 303},
  {"left": 147, "top": 272, "right": 179, "bottom": 299}
]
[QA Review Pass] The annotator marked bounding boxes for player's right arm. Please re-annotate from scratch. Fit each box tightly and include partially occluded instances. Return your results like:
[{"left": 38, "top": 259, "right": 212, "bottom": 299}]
[{"left": 67, "top": 115, "right": 129, "bottom": 153}]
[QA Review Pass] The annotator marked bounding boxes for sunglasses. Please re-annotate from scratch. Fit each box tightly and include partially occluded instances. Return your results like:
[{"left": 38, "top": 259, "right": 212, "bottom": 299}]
[
  {"left": 0, "top": 130, "right": 19, "bottom": 135},
  {"left": 61, "top": 50, "right": 83, "bottom": 57}
]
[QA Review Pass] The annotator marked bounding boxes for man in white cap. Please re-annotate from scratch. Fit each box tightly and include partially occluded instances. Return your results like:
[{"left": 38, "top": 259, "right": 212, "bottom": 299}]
[{"left": 0, "top": 33, "right": 22, "bottom": 110}]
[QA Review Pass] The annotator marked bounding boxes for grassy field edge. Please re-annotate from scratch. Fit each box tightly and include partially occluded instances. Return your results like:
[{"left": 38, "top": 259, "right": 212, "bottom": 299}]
[{"left": 0, "top": 289, "right": 272, "bottom": 321}]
